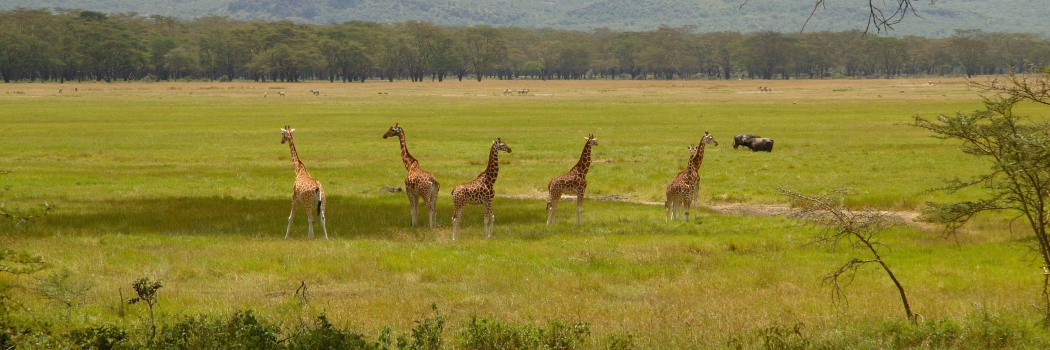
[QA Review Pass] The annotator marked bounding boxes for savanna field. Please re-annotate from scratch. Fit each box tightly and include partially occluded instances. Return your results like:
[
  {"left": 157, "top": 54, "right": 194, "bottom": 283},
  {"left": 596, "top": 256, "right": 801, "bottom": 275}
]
[{"left": 3, "top": 78, "right": 1050, "bottom": 348}]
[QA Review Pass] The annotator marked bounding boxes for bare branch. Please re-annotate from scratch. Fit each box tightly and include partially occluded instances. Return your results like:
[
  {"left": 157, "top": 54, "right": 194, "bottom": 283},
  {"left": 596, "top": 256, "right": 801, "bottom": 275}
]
[{"left": 780, "top": 187, "right": 915, "bottom": 321}]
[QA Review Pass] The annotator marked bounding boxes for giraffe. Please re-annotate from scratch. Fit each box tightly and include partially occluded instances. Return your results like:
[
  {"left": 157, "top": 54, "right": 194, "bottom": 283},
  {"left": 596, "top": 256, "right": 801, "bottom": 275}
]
[
  {"left": 280, "top": 126, "right": 329, "bottom": 239},
  {"left": 691, "top": 135, "right": 718, "bottom": 213},
  {"left": 383, "top": 123, "right": 440, "bottom": 229},
  {"left": 451, "top": 138, "right": 512, "bottom": 240},
  {"left": 547, "top": 134, "right": 598, "bottom": 226},
  {"left": 665, "top": 132, "right": 716, "bottom": 222}
]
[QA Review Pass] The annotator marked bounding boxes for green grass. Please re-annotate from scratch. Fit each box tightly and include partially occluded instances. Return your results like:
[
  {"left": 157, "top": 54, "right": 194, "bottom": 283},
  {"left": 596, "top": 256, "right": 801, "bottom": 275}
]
[{"left": 3, "top": 79, "right": 1050, "bottom": 347}]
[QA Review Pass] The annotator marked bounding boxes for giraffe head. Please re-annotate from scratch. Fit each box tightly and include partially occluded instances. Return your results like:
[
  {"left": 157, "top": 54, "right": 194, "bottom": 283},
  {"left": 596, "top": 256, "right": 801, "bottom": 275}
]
[
  {"left": 280, "top": 126, "right": 295, "bottom": 144},
  {"left": 584, "top": 134, "right": 598, "bottom": 146},
  {"left": 702, "top": 131, "right": 718, "bottom": 146},
  {"left": 493, "top": 138, "right": 512, "bottom": 153},
  {"left": 382, "top": 123, "right": 403, "bottom": 139},
  {"left": 687, "top": 145, "right": 699, "bottom": 156}
]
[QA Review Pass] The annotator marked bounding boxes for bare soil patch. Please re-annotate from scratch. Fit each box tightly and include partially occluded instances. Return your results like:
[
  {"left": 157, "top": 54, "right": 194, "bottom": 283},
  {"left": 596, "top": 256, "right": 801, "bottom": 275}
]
[{"left": 503, "top": 193, "right": 931, "bottom": 229}]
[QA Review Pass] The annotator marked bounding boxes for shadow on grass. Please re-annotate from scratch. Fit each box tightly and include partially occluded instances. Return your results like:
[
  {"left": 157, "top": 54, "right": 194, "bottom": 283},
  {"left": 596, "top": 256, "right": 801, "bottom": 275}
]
[{"left": 17, "top": 195, "right": 685, "bottom": 239}]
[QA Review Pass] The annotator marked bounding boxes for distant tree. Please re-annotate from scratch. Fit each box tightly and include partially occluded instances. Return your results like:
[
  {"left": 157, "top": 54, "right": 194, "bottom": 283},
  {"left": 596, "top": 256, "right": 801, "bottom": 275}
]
[
  {"left": 70, "top": 12, "right": 146, "bottom": 82},
  {"left": 638, "top": 25, "right": 697, "bottom": 79},
  {"left": 737, "top": 31, "right": 799, "bottom": 79},
  {"left": 698, "top": 32, "right": 741, "bottom": 80},
  {"left": 164, "top": 46, "right": 200, "bottom": 80},
  {"left": 464, "top": 26, "right": 507, "bottom": 82},
  {"left": 611, "top": 34, "right": 644, "bottom": 79},
  {"left": 865, "top": 36, "right": 908, "bottom": 77},
  {"left": 149, "top": 36, "right": 178, "bottom": 80},
  {"left": 949, "top": 29, "right": 990, "bottom": 78},
  {"left": 400, "top": 21, "right": 448, "bottom": 82}
]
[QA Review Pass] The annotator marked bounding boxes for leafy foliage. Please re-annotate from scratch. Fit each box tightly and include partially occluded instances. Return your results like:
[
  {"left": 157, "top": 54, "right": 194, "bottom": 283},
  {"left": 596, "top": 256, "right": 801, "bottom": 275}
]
[
  {"left": 151, "top": 310, "right": 280, "bottom": 349},
  {"left": 127, "top": 278, "right": 163, "bottom": 338},
  {"left": 1, "top": 9, "right": 1049, "bottom": 83},
  {"left": 913, "top": 67, "right": 1050, "bottom": 324},
  {"left": 460, "top": 316, "right": 592, "bottom": 350}
]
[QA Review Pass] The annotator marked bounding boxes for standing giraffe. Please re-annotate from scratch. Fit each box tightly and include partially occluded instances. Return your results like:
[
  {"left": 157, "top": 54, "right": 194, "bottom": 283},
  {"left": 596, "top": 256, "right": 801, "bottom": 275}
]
[
  {"left": 547, "top": 134, "right": 598, "bottom": 226},
  {"left": 280, "top": 126, "right": 328, "bottom": 239},
  {"left": 451, "top": 138, "right": 512, "bottom": 240},
  {"left": 383, "top": 123, "right": 440, "bottom": 229},
  {"left": 691, "top": 135, "right": 718, "bottom": 213},
  {"left": 665, "top": 132, "right": 716, "bottom": 222}
]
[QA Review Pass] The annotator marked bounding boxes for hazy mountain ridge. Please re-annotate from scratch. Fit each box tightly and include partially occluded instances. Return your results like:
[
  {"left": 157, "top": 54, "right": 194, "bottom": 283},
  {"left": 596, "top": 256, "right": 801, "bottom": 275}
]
[{"left": 0, "top": 0, "right": 1046, "bottom": 38}]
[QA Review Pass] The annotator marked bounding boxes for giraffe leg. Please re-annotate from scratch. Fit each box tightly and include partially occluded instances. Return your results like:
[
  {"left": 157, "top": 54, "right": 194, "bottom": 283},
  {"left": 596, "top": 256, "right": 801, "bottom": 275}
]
[
  {"left": 306, "top": 205, "right": 316, "bottom": 238},
  {"left": 680, "top": 194, "right": 688, "bottom": 221},
  {"left": 576, "top": 191, "right": 585, "bottom": 226},
  {"left": 319, "top": 201, "right": 328, "bottom": 240},
  {"left": 408, "top": 191, "right": 419, "bottom": 227},
  {"left": 427, "top": 199, "right": 437, "bottom": 230},
  {"left": 452, "top": 204, "right": 464, "bottom": 241},
  {"left": 427, "top": 183, "right": 438, "bottom": 229},
  {"left": 547, "top": 191, "right": 561, "bottom": 226},
  {"left": 665, "top": 199, "right": 671, "bottom": 222},
  {"left": 286, "top": 200, "right": 297, "bottom": 239},
  {"left": 484, "top": 202, "right": 494, "bottom": 238}
]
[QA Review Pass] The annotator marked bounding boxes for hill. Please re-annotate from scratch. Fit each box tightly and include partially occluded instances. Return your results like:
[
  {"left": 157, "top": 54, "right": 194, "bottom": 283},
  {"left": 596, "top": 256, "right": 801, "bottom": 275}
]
[{"left": 0, "top": 0, "right": 1046, "bottom": 38}]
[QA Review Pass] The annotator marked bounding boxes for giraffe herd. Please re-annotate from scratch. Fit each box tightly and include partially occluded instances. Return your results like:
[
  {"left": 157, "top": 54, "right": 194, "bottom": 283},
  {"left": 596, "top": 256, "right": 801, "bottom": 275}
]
[{"left": 281, "top": 125, "right": 721, "bottom": 240}]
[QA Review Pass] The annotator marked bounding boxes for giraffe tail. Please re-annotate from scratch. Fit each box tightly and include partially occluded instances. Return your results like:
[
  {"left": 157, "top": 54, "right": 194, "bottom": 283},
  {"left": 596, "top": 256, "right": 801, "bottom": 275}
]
[
  {"left": 430, "top": 179, "right": 440, "bottom": 202},
  {"left": 315, "top": 188, "right": 324, "bottom": 216}
]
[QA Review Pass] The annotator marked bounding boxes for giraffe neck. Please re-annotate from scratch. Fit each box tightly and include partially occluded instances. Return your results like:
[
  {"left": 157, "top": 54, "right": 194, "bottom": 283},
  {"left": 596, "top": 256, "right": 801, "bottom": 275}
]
[
  {"left": 571, "top": 141, "right": 593, "bottom": 175},
  {"left": 687, "top": 141, "right": 708, "bottom": 176},
  {"left": 397, "top": 132, "right": 419, "bottom": 171},
  {"left": 287, "top": 138, "right": 308, "bottom": 175},
  {"left": 481, "top": 143, "right": 501, "bottom": 186}
]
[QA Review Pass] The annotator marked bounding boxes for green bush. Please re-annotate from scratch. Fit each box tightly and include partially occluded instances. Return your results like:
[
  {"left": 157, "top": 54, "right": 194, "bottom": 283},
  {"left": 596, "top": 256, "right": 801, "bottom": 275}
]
[
  {"left": 66, "top": 325, "right": 129, "bottom": 350},
  {"left": 889, "top": 318, "right": 961, "bottom": 348},
  {"left": 399, "top": 304, "right": 446, "bottom": 350},
  {"left": 459, "top": 316, "right": 591, "bottom": 350},
  {"left": 286, "top": 314, "right": 381, "bottom": 350},
  {"left": 150, "top": 310, "right": 280, "bottom": 349}
]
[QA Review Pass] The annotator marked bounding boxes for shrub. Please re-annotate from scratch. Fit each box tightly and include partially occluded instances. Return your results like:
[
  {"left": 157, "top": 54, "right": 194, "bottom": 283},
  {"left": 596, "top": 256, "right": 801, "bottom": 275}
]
[
  {"left": 286, "top": 314, "right": 380, "bottom": 350},
  {"left": 399, "top": 304, "right": 446, "bottom": 350},
  {"left": 888, "top": 318, "right": 960, "bottom": 348},
  {"left": 459, "top": 317, "right": 591, "bottom": 350},
  {"left": 150, "top": 310, "right": 280, "bottom": 349},
  {"left": 66, "top": 325, "right": 129, "bottom": 350}
]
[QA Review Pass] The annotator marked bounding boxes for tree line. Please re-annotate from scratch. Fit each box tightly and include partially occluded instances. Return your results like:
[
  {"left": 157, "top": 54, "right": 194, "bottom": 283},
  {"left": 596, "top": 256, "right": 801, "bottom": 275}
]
[{"left": 1, "top": 9, "right": 1049, "bottom": 83}]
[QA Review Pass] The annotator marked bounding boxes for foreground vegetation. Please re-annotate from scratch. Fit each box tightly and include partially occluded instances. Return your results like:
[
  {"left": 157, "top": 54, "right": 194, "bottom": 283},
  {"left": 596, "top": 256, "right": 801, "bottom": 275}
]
[{"left": 3, "top": 78, "right": 1050, "bottom": 347}]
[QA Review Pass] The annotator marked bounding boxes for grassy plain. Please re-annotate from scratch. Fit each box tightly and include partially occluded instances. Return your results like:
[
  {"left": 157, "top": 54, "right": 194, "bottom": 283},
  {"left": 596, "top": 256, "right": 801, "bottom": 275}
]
[{"left": 3, "top": 78, "right": 1050, "bottom": 348}]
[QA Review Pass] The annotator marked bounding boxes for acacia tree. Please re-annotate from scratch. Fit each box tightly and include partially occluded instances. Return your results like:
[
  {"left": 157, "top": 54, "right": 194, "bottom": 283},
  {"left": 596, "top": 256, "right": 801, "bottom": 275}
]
[
  {"left": 464, "top": 26, "right": 506, "bottom": 82},
  {"left": 913, "top": 66, "right": 1050, "bottom": 324}
]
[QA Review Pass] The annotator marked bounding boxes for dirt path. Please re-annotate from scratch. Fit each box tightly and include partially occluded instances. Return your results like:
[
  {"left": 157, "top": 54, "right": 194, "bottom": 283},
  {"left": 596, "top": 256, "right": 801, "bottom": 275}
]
[{"left": 502, "top": 193, "right": 931, "bottom": 229}]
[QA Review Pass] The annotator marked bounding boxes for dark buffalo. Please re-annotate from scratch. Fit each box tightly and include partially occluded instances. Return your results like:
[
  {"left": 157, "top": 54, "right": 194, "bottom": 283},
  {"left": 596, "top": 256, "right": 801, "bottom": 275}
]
[
  {"left": 733, "top": 134, "right": 760, "bottom": 149},
  {"left": 748, "top": 138, "right": 774, "bottom": 152}
]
